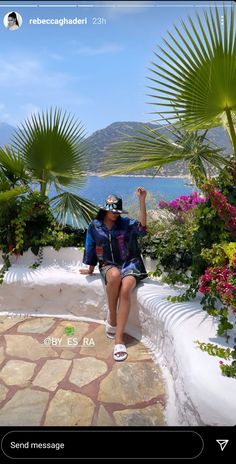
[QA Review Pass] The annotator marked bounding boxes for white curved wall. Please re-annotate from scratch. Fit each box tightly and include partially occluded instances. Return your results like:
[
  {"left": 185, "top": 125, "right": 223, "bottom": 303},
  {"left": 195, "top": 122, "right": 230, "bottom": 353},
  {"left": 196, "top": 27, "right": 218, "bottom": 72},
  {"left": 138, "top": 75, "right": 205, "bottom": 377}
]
[{"left": 0, "top": 247, "right": 236, "bottom": 426}]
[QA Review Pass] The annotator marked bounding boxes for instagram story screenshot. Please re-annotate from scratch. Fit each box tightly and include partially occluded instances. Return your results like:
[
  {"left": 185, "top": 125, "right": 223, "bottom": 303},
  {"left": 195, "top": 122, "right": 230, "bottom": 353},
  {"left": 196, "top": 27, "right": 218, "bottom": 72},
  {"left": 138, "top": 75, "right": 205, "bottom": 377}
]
[{"left": 0, "top": 0, "right": 235, "bottom": 462}]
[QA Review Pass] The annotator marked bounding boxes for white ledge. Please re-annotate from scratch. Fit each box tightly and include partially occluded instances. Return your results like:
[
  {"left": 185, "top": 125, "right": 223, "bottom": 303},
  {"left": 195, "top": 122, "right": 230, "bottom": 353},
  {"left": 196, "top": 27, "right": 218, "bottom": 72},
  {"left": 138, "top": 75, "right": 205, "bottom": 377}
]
[{"left": 1, "top": 247, "right": 236, "bottom": 426}]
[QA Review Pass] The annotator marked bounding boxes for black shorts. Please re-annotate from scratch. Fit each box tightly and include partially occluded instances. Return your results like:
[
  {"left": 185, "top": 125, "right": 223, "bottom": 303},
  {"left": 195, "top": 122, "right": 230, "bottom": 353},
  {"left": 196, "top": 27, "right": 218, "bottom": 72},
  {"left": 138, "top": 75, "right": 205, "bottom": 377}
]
[{"left": 100, "top": 263, "right": 146, "bottom": 286}]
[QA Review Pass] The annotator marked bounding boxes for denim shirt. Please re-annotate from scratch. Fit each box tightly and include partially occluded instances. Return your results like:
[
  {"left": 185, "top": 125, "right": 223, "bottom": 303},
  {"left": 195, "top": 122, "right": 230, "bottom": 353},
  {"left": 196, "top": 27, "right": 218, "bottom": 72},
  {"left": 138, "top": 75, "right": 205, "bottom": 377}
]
[{"left": 83, "top": 216, "right": 147, "bottom": 275}]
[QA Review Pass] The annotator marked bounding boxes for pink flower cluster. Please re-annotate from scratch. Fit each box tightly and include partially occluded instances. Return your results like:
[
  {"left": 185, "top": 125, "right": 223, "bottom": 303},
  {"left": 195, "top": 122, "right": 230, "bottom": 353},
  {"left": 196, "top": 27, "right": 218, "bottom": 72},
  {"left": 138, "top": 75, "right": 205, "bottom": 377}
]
[
  {"left": 203, "top": 184, "right": 236, "bottom": 234},
  {"left": 199, "top": 266, "right": 236, "bottom": 312},
  {"left": 158, "top": 192, "right": 205, "bottom": 213}
]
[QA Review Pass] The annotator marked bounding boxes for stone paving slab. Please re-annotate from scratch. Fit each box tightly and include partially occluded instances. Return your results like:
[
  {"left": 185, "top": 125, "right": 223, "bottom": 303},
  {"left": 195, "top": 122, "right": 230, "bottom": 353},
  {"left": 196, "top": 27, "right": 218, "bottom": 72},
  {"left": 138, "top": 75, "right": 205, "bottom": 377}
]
[
  {"left": 17, "top": 318, "right": 55, "bottom": 334},
  {"left": 0, "top": 316, "right": 167, "bottom": 426},
  {"left": 44, "top": 389, "right": 96, "bottom": 426},
  {"left": 69, "top": 357, "right": 108, "bottom": 388},
  {"left": 4, "top": 334, "right": 58, "bottom": 361},
  {"left": 98, "top": 362, "right": 165, "bottom": 405},
  {"left": 0, "top": 317, "right": 30, "bottom": 333},
  {"left": 0, "top": 388, "right": 49, "bottom": 426},
  {"left": 0, "top": 360, "right": 36, "bottom": 386},
  {"left": 33, "top": 359, "right": 71, "bottom": 391},
  {"left": 113, "top": 404, "right": 165, "bottom": 426}
]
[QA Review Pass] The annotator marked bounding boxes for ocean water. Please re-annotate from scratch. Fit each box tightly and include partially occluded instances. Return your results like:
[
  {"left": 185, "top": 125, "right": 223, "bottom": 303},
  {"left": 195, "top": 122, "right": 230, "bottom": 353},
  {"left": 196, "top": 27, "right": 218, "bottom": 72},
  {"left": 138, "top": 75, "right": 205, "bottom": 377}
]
[
  {"left": 61, "top": 175, "right": 196, "bottom": 207},
  {"left": 48, "top": 175, "right": 196, "bottom": 225}
]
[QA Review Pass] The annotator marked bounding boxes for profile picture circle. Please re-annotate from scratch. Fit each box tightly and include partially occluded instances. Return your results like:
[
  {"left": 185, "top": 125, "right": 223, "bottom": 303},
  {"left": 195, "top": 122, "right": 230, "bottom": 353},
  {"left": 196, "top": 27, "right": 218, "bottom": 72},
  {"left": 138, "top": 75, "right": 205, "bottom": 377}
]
[{"left": 3, "top": 11, "right": 23, "bottom": 31}]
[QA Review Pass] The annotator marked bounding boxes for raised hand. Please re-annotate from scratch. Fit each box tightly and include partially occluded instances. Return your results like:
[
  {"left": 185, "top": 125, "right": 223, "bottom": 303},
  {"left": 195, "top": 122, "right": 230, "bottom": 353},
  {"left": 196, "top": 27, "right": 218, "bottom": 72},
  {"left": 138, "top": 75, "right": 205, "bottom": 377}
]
[{"left": 136, "top": 187, "right": 147, "bottom": 200}]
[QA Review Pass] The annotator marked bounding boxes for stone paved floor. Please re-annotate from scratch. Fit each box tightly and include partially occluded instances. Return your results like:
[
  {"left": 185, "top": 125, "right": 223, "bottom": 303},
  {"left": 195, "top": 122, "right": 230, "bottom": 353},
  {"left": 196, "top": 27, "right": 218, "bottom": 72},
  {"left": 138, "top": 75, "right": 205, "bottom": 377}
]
[{"left": 0, "top": 316, "right": 166, "bottom": 426}]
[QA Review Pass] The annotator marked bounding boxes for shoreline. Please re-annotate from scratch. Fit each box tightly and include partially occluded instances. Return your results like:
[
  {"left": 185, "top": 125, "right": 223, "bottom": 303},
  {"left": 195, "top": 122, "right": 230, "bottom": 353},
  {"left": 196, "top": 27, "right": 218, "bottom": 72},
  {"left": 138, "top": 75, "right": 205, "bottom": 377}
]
[{"left": 86, "top": 172, "right": 191, "bottom": 179}]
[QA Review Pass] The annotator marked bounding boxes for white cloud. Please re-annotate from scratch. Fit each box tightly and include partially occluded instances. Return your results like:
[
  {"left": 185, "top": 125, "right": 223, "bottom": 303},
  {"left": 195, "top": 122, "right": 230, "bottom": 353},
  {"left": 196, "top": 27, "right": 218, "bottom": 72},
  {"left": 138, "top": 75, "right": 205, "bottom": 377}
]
[
  {"left": 49, "top": 53, "right": 64, "bottom": 62},
  {"left": 19, "top": 103, "right": 42, "bottom": 120},
  {"left": 0, "top": 58, "right": 41, "bottom": 85},
  {"left": 74, "top": 43, "right": 123, "bottom": 56},
  {"left": 0, "top": 53, "right": 79, "bottom": 92},
  {"left": 0, "top": 102, "right": 41, "bottom": 127},
  {"left": 0, "top": 52, "right": 92, "bottom": 126}
]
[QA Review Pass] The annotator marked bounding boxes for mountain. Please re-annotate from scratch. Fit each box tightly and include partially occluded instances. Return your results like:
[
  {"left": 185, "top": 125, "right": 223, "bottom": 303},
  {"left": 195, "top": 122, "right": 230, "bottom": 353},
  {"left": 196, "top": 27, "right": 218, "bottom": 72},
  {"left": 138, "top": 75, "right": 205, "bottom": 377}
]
[
  {"left": 86, "top": 121, "right": 233, "bottom": 176},
  {"left": 86, "top": 121, "right": 160, "bottom": 173},
  {"left": 0, "top": 120, "right": 233, "bottom": 177},
  {"left": 0, "top": 123, "right": 16, "bottom": 147}
]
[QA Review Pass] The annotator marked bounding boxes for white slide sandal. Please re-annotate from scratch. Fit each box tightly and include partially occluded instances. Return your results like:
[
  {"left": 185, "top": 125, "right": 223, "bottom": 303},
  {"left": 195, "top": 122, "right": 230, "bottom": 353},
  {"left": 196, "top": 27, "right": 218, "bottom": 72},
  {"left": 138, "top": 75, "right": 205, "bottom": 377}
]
[
  {"left": 105, "top": 321, "right": 116, "bottom": 339},
  {"left": 113, "top": 344, "right": 128, "bottom": 361}
]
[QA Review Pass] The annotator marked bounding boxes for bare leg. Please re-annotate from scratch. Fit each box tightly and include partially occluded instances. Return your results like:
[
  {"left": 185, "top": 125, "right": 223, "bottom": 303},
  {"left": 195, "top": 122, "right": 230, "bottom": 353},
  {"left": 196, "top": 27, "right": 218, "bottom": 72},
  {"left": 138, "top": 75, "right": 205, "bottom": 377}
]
[
  {"left": 105, "top": 267, "right": 121, "bottom": 326},
  {"left": 115, "top": 275, "right": 136, "bottom": 352}
]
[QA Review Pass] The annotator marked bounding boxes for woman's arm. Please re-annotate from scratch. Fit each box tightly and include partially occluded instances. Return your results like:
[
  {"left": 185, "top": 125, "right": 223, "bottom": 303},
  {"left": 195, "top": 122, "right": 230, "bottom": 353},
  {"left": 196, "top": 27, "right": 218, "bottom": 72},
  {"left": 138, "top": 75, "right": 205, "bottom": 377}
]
[
  {"left": 137, "top": 187, "right": 147, "bottom": 227},
  {"left": 79, "top": 223, "right": 97, "bottom": 275},
  {"left": 80, "top": 265, "right": 95, "bottom": 275}
]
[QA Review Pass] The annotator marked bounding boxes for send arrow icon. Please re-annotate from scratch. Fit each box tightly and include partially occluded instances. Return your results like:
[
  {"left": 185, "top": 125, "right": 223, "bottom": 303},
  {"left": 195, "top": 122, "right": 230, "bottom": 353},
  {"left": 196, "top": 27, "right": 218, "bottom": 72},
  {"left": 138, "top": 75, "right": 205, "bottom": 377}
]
[{"left": 216, "top": 439, "right": 229, "bottom": 451}]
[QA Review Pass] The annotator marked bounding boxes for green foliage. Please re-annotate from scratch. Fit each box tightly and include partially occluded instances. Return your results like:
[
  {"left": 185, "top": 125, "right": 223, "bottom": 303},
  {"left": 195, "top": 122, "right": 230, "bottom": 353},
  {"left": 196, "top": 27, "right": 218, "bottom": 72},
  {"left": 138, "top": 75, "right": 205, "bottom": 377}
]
[
  {"left": 220, "top": 362, "right": 236, "bottom": 378},
  {"left": 201, "top": 244, "right": 228, "bottom": 267},
  {"left": 217, "top": 313, "right": 234, "bottom": 338},
  {"left": 136, "top": 4, "right": 236, "bottom": 379},
  {"left": 0, "top": 108, "right": 97, "bottom": 287},
  {"left": 4, "top": 191, "right": 56, "bottom": 254},
  {"left": 167, "top": 280, "right": 199, "bottom": 302},
  {"left": 0, "top": 108, "right": 98, "bottom": 228},
  {"left": 200, "top": 294, "right": 234, "bottom": 337},
  {"left": 50, "top": 192, "right": 98, "bottom": 229},
  {"left": 103, "top": 121, "right": 228, "bottom": 181},
  {"left": 195, "top": 338, "right": 236, "bottom": 379},
  {"left": 0, "top": 190, "right": 86, "bottom": 284},
  {"left": 201, "top": 241, "right": 236, "bottom": 270},
  {"left": 12, "top": 108, "right": 89, "bottom": 194},
  {"left": 141, "top": 168, "right": 236, "bottom": 378},
  {"left": 187, "top": 167, "right": 236, "bottom": 278},
  {"left": 0, "top": 253, "right": 10, "bottom": 285},
  {"left": 0, "top": 185, "right": 28, "bottom": 203},
  {"left": 140, "top": 221, "right": 193, "bottom": 281},
  {"left": 192, "top": 200, "right": 230, "bottom": 253},
  {"left": 103, "top": 6, "right": 236, "bottom": 180},
  {"left": 147, "top": 6, "right": 236, "bottom": 150},
  {"left": 222, "top": 242, "right": 236, "bottom": 265},
  {"left": 195, "top": 340, "right": 233, "bottom": 359}
]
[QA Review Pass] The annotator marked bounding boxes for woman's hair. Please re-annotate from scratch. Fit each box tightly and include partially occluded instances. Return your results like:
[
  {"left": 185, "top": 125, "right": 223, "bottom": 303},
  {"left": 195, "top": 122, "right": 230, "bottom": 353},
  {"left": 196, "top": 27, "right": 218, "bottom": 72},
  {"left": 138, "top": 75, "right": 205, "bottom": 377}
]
[
  {"left": 8, "top": 12, "right": 19, "bottom": 26},
  {"left": 95, "top": 209, "right": 107, "bottom": 221},
  {"left": 95, "top": 209, "right": 121, "bottom": 221}
]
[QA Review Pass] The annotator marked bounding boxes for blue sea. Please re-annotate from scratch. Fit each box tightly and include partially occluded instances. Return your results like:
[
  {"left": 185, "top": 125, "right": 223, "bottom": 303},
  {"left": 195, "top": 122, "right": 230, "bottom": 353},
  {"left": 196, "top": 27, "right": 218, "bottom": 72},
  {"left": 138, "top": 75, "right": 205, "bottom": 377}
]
[{"left": 65, "top": 175, "right": 195, "bottom": 207}]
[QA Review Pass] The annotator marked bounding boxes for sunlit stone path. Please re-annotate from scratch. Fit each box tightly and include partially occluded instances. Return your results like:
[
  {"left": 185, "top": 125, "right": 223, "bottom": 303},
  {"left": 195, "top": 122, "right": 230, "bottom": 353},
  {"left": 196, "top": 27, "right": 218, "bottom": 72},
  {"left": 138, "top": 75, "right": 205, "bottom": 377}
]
[{"left": 0, "top": 316, "right": 166, "bottom": 426}]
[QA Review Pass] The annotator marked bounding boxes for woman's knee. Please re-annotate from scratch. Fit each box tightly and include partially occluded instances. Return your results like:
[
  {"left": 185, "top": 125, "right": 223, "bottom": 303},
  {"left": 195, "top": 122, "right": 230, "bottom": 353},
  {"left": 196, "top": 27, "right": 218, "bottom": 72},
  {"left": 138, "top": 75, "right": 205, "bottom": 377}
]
[
  {"left": 120, "top": 278, "right": 136, "bottom": 298},
  {"left": 106, "top": 268, "right": 121, "bottom": 285}
]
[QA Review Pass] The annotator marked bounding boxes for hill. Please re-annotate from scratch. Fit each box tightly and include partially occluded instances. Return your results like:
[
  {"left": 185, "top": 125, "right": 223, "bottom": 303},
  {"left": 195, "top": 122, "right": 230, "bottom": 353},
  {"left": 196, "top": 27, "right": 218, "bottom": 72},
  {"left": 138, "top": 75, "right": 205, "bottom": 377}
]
[
  {"left": 0, "top": 121, "right": 232, "bottom": 177},
  {"left": 86, "top": 122, "right": 232, "bottom": 176},
  {"left": 0, "top": 123, "right": 16, "bottom": 147}
]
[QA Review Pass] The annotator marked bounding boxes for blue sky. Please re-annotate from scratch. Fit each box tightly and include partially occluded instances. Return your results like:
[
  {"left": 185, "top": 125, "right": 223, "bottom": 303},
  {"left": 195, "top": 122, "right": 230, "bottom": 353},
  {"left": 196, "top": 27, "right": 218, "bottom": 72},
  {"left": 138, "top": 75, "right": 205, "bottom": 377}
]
[{"left": 0, "top": 0, "right": 232, "bottom": 135}]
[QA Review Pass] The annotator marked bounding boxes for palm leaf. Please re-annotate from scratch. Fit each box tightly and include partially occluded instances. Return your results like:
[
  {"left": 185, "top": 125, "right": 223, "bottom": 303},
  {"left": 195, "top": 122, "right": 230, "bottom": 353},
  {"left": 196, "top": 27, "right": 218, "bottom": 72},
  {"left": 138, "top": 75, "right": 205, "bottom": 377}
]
[
  {"left": 0, "top": 146, "right": 30, "bottom": 185},
  {"left": 0, "top": 185, "right": 28, "bottom": 204},
  {"left": 50, "top": 192, "right": 98, "bottom": 228},
  {"left": 12, "top": 108, "right": 89, "bottom": 194},
  {"left": 147, "top": 6, "right": 236, "bottom": 147},
  {"left": 102, "top": 123, "right": 230, "bottom": 179}
]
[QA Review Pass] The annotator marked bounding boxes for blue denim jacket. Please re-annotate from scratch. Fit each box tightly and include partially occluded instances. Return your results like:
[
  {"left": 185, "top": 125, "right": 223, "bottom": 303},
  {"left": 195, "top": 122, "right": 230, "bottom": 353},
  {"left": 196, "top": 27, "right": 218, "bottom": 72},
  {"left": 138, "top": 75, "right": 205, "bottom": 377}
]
[{"left": 83, "top": 216, "right": 148, "bottom": 279}]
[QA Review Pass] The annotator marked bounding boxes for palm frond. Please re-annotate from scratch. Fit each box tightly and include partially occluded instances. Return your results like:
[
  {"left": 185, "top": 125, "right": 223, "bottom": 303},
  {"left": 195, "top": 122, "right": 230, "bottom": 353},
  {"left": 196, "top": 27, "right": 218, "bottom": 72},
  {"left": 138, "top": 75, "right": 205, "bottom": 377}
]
[
  {"left": 0, "top": 185, "right": 28, "bottom": 204},
  {"left": 11, "top": 107, "right": 89, "bottom": 191},
  {"left": 0, "top": 145, "right": 30, "bottom": 185},
  {"left": 101, "top": 123, "right": 229, "bottom": 179},
  {"left": 147, "top": 6, "right": 236, "bottom": 140},
  {"left": 50, "top": 192, "right": 98, "bottom": 228}
]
